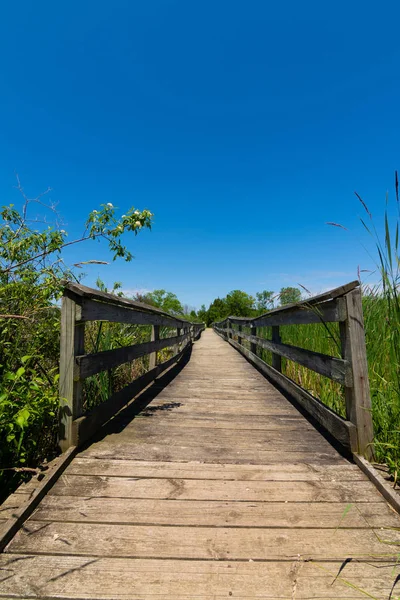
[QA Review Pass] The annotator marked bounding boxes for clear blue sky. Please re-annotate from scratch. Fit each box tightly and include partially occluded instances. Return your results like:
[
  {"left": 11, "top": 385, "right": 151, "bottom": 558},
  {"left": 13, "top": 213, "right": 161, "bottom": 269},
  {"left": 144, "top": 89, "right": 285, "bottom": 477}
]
[{"left": 1, "top": 1, "right": 399, "bottom": 309}]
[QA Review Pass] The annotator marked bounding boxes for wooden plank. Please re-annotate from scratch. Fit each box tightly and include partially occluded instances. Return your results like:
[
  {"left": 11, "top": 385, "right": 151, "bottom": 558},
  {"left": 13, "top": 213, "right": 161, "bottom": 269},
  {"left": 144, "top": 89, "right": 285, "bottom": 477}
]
[
  {"left": 81, "top": 296, "right": 188, "bottom": 327},
  {"left": 340, "top": 288, "right": 374, "bottom": 459},
  {"left": 148, "top": 324, "right": 159, "bottom": 370},
  {"left": 8, "top": 521, "right": 400, "bottom": 559},
  {"left": 31, "top": 495, "right": 397, "bottom": 528},
  {"left": 132, "top": 414, "right": 313, "bottom": 431},
  {"left": 0, "top": 494, "right": 31, "bottom": 520},
  {"left": 77, "top": 333, "right": 188, "bottom": 378},
  {"left": 1, "top": 555, "right": 399, "bottom": 599},
  {"left": 66, "top": 281, "right": 189, "bottom": 323},
  {"left": 353, "top": 453, "right": 400, "bottom": 515},
  {"left": 222, "top": 281, "right": 359, "bottom": 327},
  {"left": 232, "top": 329, "right": 351, "bottom": 385},
  {"left": 58, "top": 295, "right": 84, "bottom": 451},
  {"left": 271, "top": 325, "right": 281, "bottom": 372},
  {"left": 91, "top": 427, "right": 336, "bottom": 453},
  {"left": 48, "top": 474, "right": 384, "bottom": 503},
  {"left": 74, "top": 345, "right": 190, "bottom": 446},
  {"left": 144, "top": 398, "right": 302, "bottom": 414},
  {"left": 0, "top": 448, "right": 77, "bottom": 553},
  {"left": 79, "top": 443, "right": 340, "bottom": 464},
  {"left": 67, "top": 458, "right": 365, "bottom": 481},
  {"left": 226, "top": 338, "right": 357, "bottom": 451},
  {"left": 230, "top": 298, "right": 345, "bottom": 327}
]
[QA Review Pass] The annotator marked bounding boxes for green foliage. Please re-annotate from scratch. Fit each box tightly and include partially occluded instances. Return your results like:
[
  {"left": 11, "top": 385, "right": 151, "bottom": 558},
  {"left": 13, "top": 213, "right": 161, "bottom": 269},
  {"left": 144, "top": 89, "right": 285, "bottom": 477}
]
[
  {"left": 279, "top": 286, "right": 302, "bottom": 306},
  {"left": 206, "top": 298, "right": 228, "bottom": 326},
  {"left": 225, "top": 290, "right": 255, "bottom": 317},
  {"left": 200, "top": 291, "right": 256, "bottom": 326},
  {"left": 138, "top": 289, "right": 184, "bottom": 315},
  {"left": 0, "top": 181, "right": 153, "bottom": 499},
  {"left": 255, "top": 290, "right": 274, "bottom": 312}
]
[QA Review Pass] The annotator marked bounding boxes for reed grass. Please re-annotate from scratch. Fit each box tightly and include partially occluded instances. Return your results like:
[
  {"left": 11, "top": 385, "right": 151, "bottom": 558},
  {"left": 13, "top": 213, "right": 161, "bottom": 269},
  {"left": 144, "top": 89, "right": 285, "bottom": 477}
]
[{"left": 239, "top": 177, "right": 400, "bottom": 481}]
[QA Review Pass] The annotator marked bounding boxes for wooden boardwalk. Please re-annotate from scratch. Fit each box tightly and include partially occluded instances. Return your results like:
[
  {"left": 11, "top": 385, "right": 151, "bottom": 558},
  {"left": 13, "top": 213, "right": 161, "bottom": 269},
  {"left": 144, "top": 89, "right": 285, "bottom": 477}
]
[{"left": 1, "top": 329, "right": 400, "bottom": 599}]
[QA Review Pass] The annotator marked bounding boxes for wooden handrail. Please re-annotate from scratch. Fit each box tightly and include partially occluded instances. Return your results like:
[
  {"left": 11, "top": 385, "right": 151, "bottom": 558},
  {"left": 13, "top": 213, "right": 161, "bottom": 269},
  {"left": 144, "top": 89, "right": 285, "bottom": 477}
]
[
  {"left": 59, "top": 282, "right": 204, "bottom": 451},
  {"left": 213, "top": 281, "right": 374, "bottom": 460}
]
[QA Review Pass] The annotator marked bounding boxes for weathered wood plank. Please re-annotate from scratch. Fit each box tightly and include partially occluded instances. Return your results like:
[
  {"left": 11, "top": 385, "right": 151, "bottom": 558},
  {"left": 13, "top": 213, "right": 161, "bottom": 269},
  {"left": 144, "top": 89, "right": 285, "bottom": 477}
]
[
  {"left": 76, "top": 333, "right": 188, "bottom": 378},
  {"left": 8, "top": 521, "right": 400, "bottom": 559},
  {"left": 73, "top": 345, "right": 191, "bottom": 446},
  {"left": 31, "top": 495, "right": 397, "bottom": 528},
  {"left": 0, "top": 448, "right": 77, "bottom": 553},
  {"left": 271, "top": 325, "right": 282, "bottom": 372},
  {"left": 214, "top": 281, "right": 359, "bottom": 328},
  {"left": 354, "top": 453, "right": 400, "bottom": 515},
  {"left": 48, "top": 474, "right": 384, "bottom": 503},
  {"left": 148, "top": 324, "right": 159, "bottom": 370},
  {"left": 226, "top": 337, "right": 357, "bottom": 451},
  {"left": 340, "top": 288, "right": 374, "bottom": 459},
  {"left": 230, "top": 298, "right": 345, "bottom": 327},
  {"left": 67, "top": 458, "right": 365, "bottom": 480},
  {"left": 82, "top": 428, "right": 336, "bottom": 453},
  {"left": 230, "top": 329, "right": 351, "bottom": 385},
  {"left": 59, "top": 295, "right": 85, "bottom": 450},
  {"left": 133, "top": 413, "right": 313, "bottom": 431},
  {"left": 79, "top": 443, "right": 341, "bottom": 464},
  {"left": 81, "top": 296, "right": 187, "bottom": 327},
  {"left": 66, "top": 281, "right": 188, "bottom": 322},
  {"left": 1, "top": 555, "right": 398, "bottom": 599},
  {"left": 3, "top": 327, "right": 398, "bottom": 600}
]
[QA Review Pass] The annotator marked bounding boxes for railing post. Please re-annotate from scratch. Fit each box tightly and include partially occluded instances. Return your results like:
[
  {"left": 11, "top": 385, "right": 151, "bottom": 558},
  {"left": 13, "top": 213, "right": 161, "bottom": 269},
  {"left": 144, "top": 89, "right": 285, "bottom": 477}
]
[
  {"left": 250, "top": 325, "right": 257, "bottom": 355},
  {"left": 59, "top": 294, "right": 85, "bottom": 451},
  {"left": 175, "top": 326, "right": 181, "bottom": 354},
  {"left": 271, "top": 325, "right": 282, "bottom": 372},
  {"left": 238, "top": 324, "right": 242, "bottom": 346},
  {"left": 227, "top": 318, "right": 231, "bottom": 339},
  {"left": 149, "top": 325, "right": 160, "bottom": 370},
  {"left": 339, "top": 288, "right": 374, "bottom": 459}
]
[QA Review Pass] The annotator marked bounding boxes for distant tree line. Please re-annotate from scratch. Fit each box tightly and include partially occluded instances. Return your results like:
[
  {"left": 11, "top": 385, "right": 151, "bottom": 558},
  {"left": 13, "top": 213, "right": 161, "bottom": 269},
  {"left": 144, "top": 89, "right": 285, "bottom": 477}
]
[
  {"left": 133, "top": 286, "right": 302, "bottom": 327},
  {"left": 196, "top": 286, "right": 302, "bottom": 327}
]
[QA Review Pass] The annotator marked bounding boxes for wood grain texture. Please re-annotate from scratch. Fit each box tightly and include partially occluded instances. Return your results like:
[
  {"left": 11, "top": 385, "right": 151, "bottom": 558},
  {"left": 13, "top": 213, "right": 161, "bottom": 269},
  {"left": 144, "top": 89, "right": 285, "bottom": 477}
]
[
  {"left": 73, "top": 345, "right": 191, "bottom": 446},
  {"left": 340, "top": 288, "right": 375, "bottom": 458},
  {"left": 66, "top": 457, "right": 365, "bottom": 480},
  {"left": 31, "top": 496, "right": 398, "bottom": 528},
  {"left": 1, "top": 555, "right": 399, "bottom": 599},
  {"left": 214, "top": 281, "right": 358, "bottom": 327},
  {"left": 58, "top": 295, "right": 84, "bottom": 450},
  {"left": 8, "top": 521, "right": 400, "bottom": 559},
  {"left": 224, "top": 336, "right": 357, "bottom": 451},
  {"left": 2, "top": 327, "right": 399, "bottom": 599},
  {"left": 228, "top": 328, "right": 351, "bottom": 385},
  {"left": 76, "top": 333, "right": 188, "bottom": 378}
]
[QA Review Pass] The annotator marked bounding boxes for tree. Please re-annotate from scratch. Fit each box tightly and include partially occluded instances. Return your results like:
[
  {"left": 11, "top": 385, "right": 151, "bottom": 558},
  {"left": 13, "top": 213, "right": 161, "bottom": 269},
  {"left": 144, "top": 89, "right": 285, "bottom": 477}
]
[
  {"left": 0, "top": 180, "right": 153, "bottom": 498},
  {"left": 255, "top": 290, "right": 274, "bottom": 312},
  {"left": 279, "top": 286, "right": 301, "bottom": 306},
  {"left": 206, "top": 297, "right": 228, "bottom": 326},
  {"left": 140, "top": 289, "right": 183, "bottom": 315},
  {"left": 225, "top": 290, "right": 255, "bottom": 317},
  {"left": 197, "top": 304, "right": 208, "bottom": 324}
]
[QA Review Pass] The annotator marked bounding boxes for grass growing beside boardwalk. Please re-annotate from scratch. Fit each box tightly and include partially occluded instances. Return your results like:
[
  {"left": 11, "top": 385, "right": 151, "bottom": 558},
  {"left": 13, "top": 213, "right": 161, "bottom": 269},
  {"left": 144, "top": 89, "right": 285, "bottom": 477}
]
[
  {"left": 243, "top": 292, "right": 400, "bottom": 483},
  {"left": 254, "top": 178, "right": 400, "bottom": 482}
]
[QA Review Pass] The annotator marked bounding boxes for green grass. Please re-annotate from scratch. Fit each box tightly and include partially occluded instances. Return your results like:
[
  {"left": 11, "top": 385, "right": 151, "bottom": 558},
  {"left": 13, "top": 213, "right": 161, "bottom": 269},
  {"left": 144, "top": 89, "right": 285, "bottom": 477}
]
[{"left": 232, "top": 286, "right": 400, "bottom": 482}]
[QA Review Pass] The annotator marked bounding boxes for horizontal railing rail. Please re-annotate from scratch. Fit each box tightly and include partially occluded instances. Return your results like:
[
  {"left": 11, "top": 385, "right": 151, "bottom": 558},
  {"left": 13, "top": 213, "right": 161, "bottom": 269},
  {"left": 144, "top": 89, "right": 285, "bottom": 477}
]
[
  {"left": 59, "top": 282, "right": 204, "bottom": 451},
  {"left": 213, "top": 280, "right": 374, "bottom": 459}
]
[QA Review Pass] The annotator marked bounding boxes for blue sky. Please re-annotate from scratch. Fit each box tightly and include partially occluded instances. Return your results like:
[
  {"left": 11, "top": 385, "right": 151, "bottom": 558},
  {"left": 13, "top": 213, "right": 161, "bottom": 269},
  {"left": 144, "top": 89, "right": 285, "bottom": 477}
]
[{"left": 1, "top": 1, "right": 399, "bottom": 309}]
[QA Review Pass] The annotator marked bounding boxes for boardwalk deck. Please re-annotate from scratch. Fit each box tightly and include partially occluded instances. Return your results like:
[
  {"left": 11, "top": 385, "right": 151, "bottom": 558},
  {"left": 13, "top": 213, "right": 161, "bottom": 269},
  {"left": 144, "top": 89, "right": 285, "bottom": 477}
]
[{"left": 1, "top": 329, "right": 400, "bottom": 599}]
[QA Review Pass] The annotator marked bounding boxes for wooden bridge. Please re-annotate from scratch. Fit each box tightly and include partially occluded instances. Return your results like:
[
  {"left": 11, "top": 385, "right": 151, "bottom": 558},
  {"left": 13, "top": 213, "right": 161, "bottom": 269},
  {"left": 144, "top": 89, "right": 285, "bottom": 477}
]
[{"left": 1, "top": 281, "right": 400, "bottom": 598}]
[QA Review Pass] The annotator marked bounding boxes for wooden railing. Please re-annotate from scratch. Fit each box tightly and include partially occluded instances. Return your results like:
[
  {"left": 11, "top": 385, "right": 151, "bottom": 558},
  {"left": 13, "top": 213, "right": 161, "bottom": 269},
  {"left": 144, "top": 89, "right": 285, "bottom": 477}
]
[
  {"left": 59, "top": 282, "right": 204, "bottom": 451},
  {"left": 213, "top": 281, "right": 374, "bottom": 459}
]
